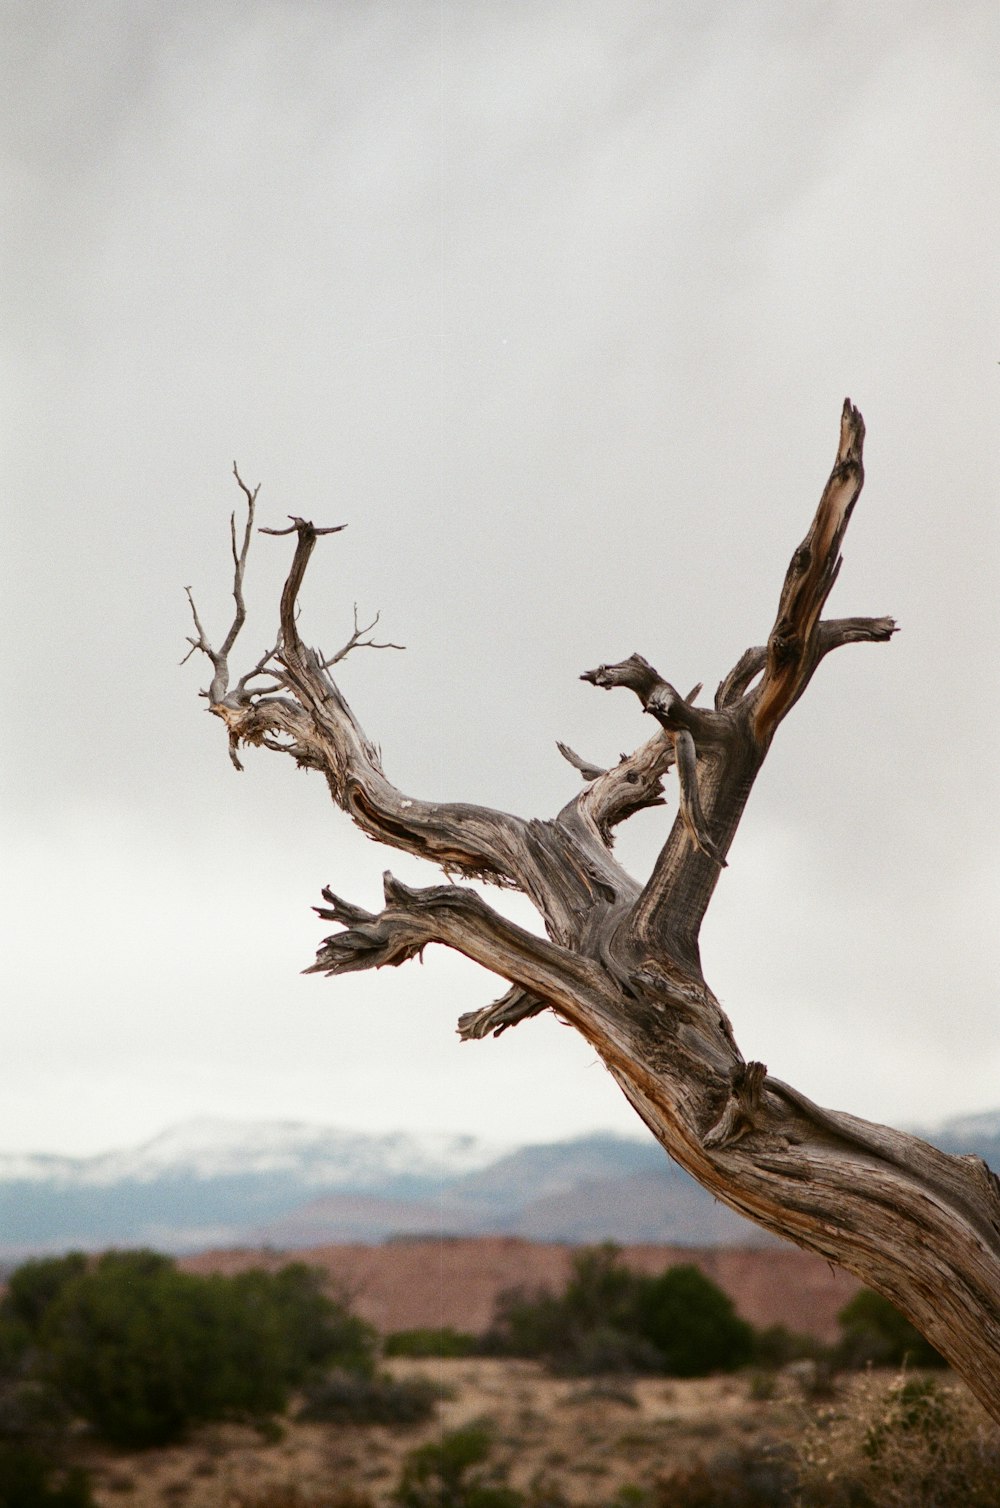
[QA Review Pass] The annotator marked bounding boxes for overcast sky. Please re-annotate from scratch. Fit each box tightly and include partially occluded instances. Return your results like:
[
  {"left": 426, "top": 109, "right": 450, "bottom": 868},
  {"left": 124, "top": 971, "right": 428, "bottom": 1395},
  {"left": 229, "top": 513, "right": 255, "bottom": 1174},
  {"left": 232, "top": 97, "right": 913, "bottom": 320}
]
[{"left": 2, "top": 0, "right": 997, "bottom": 1157}]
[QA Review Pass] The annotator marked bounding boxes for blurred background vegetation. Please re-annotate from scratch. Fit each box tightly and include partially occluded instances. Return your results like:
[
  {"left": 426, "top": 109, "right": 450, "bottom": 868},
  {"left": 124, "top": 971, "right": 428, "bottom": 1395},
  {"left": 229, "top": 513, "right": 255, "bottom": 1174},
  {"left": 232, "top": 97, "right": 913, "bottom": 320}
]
[{"left": 0, "top": 1242, "right": 949, "bottom": 1506}]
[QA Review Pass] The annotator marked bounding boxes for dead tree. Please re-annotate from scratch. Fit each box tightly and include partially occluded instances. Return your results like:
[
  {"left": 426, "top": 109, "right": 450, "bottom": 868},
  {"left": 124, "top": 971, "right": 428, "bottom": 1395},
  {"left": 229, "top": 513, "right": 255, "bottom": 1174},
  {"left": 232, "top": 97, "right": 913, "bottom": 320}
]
[{"left": 185, "top": 402, "right": 1000, "bottom": 1418}]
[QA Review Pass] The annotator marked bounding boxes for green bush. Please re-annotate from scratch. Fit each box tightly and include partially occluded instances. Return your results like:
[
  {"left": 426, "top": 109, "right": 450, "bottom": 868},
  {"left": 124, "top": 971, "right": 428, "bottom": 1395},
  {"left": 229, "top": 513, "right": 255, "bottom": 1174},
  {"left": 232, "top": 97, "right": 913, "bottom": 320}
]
[
  {"left": 0, "top": 1255, "right": 92, "bottom": 1384},
  {"left": 751, "top": 1323, "right": 825, "bottom": 1369},
  {"left": 384, "top": 1328, "right": 478, "bottom": 1358},
  {"left": 393, "top": 1423, "right": 522, "bottom": 1508},
  {"left": 297, "top": 1370, "right": 445, "bottom": 1425},
  {"left": 40, "top": 1252, "right": 246, "bottom": 1444},
  {"left": 488, "top": 1247, "right": 754, "bottom": 1378},
  {"left": 2, "top": 1257, "right": 88, "bottom": 1346},
  {"left": 0, "top": 1379, "right": 71, "bottom": 1442},
  {"left": 488, "top": 1248, "right": 754, "bottom": 1381},
  {"left": 0, "top": 1443, "right": 93, "bottom": 1508},
  {"left": 253, "top": 1263, "right": 376, "bottom": 1379},
  {"left": 488, "top": 1245, "right": 657, "bottom": 1375},
  {"left": 5, "top": 1250, "right": 375, "bottom": 1447},
  {"left": 633, "top": 1264, "right": 755, "bottom": 1377},
  {"left": 836, "top": 1289, "right": 945, "bottom": 1369}
]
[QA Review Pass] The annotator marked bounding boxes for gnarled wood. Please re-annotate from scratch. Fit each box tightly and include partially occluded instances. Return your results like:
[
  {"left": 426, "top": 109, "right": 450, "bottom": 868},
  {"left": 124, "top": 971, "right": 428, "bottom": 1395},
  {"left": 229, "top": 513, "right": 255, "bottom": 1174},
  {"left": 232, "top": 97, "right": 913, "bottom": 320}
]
[{"left": 186, "top": 402, "right": 1000, "bottom": 1421}]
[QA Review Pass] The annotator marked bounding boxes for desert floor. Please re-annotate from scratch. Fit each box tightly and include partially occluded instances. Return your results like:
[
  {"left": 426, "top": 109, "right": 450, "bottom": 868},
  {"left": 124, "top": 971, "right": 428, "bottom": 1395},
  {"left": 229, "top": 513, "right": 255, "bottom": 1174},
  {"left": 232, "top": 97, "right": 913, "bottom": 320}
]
[{"left": 72, "top": 1357, "right": 989, "bottom": 1507}]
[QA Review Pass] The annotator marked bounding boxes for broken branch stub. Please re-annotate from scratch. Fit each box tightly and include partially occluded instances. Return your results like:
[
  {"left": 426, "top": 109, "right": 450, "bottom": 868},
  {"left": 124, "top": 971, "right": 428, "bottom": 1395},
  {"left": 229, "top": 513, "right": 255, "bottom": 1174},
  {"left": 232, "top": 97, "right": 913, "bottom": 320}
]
[{"left": 186, "top": 405, "right": 1000, "bottom": 1422}]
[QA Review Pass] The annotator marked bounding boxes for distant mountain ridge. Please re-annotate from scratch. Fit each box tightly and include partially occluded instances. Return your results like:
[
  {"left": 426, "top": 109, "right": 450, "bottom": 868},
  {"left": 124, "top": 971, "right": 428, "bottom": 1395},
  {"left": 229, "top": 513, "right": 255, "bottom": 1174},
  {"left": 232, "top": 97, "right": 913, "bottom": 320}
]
[
  {"left": 0, "top": 1119, "right": 505, "bottom": 1189},
  {"left": 0, "top": 1110, "right": 995, "bottom": 1262}
]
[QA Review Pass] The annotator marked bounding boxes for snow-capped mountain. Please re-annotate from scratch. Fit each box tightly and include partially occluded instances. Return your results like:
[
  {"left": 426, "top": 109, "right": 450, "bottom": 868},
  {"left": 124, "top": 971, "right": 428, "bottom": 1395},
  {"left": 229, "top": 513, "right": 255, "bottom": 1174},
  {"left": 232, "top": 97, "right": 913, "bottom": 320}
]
[
  {"left": 0, "top": 1120, "right": 720, "bottom": 1258},
  {"left": 0, "top": 1119, "right": 506, "bottom": 1189},
  {"left": 0, "top": 1110, "right": 994, "bottom": 1263}
]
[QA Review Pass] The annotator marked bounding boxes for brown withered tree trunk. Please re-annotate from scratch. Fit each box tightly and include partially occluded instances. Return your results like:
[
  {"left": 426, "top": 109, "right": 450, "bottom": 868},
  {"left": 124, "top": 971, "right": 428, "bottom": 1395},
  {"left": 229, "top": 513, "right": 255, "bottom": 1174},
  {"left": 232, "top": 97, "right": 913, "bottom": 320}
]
[{"left": 185, "top": 400, "right": 1000, "bottom": 1420}]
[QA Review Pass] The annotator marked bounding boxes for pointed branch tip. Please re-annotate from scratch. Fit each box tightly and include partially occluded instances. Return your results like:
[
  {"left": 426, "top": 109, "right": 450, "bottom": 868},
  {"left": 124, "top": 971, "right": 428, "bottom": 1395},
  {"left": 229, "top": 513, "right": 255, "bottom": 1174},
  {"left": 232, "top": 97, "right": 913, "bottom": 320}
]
[{"left": 260, "top": 515, "right": 347, "bottom": 537}]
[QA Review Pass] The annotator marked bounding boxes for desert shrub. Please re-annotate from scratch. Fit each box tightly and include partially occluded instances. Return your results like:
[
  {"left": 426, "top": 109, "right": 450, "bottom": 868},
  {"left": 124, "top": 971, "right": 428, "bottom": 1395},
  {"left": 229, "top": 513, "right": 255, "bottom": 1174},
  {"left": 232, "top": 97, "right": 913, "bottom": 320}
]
[
  {"left": 486, "top": 1288, "right": 565, "bottom": 1361},
  {"left": 793, "top": 1372, "right": 1000, "bottom": 1507},
  {"left": 835, "top": 1290, "right": 945, "bottom": 1369},
  {"left": 488, "top": 1246, "right": 657, "bottom": 1374},
  {"left": 863, "top": 1376, "right": 952, "bottom": 1462},
  {"left": 2, "top": 1257, "right": 88, "bottom": 1341},
  {"left": 746, "top": 1369, "right": 778, "bottom": 1401},
  {"left": 40, "top": 1251, "right": 245, "bottom": 1445},
  {"left": 0, "top": 1379, "right": 71, "bottom": 1442},
  {"left": 650, "top": 1447, "right": 795, "bottom": 1507},
  {"left": 0, "top": 1255, "right": 92, "bottom": 1385},
  {"left": 0, "top": 1442, "right": 94, "bottom": 1507},
  {"left": 384, "top": 1328, "right": 478, "bottom": 1358},
  {"left": 213, "top": 1264, "right": 376, "bottom": 1392},
  {"left": 393, "top": 1423, "right": 522, "bottom": 1508},
  {"left": 489, "top": 1247, "right": 754, "bottom": 1378},
  {"left": 632, "top": 1265, "right": 755, "bottom": 1377},
  {"left": 261, "top": 1263, "right": 375, "bottom": 1378},
  {"left": 297, "top": 1370, "right": 445, "bottom": 1425},
  {"left": 0, "top": 1263, "right": 96, "bottom": 1508},
  {"left": 752, "top": 1323, "right": 826, "bottom": 1369},
  {"left": 23, "top": 1251, "right": 374, "bottom": 1446}
]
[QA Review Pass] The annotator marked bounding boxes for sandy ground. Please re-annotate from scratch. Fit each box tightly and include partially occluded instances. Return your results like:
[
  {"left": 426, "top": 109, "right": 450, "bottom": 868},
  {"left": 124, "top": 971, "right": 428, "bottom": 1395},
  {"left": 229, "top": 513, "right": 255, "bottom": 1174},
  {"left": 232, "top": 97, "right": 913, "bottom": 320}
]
[{"left": 72, "top": 1357, "right": 956, "bottom": 1507}]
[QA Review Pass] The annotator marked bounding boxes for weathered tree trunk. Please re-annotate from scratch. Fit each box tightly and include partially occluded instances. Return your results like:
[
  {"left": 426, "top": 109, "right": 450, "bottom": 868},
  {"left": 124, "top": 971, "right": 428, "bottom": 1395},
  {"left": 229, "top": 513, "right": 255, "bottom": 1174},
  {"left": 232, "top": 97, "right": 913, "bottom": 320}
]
[{"left": 185, "top": 403, "right": 1000, "bottom": 1420}]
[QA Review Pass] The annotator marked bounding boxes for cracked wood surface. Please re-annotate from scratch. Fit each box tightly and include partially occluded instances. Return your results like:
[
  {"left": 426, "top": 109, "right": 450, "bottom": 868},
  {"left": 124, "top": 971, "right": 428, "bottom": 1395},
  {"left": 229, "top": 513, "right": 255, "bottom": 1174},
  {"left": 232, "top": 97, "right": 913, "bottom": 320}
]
[{"left": 186, "top": 401, "right": 1000, "bottom": 1420}]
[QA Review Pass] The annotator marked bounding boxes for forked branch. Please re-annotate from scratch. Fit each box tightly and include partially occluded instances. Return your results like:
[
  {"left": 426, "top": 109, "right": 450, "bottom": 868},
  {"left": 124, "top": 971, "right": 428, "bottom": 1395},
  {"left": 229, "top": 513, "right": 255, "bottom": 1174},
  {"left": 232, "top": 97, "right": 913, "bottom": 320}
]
[{"left": 182, "top": 464, "right": 261, "bottom": 708}]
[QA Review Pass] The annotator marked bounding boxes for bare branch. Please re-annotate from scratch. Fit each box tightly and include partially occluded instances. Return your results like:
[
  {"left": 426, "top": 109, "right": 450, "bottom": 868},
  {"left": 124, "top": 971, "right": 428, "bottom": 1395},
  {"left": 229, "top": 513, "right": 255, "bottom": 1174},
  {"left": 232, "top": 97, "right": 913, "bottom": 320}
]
[
  {"left": 308, "top": 872, "right": 618, "bottom": 1036},
  {"left": 556, "top": 742, "right": 606, "bottom": 782},
  {"left": 581, "top": 655, "right": 729, "bottom": 747},
  {"left": 715, "top": 616, "right": 895, "bottom": 712},
  {"left": 218, "top": 465, "right": 260, "bottom": 663},
  {"left": 752, "top": 398, "right": 866, "bottom": 742},
  {"left": 817, "top": 615, "right": 898, "bottom": 655},
  {"left": 260, "top": 515, "right": 347, "bottom": 538},
  {"left": 182, "top": 467, "right": 261, "bottom": 705},
  {"left": 233, "top": 641, "right": 284, "bottom": 700},
  {"left": 321, "top": 606, "right": 405, "bottom": 668},
  {"left": 314, "top": 886, "right": 377, "bottom": 927},
  {"left": 457, "top": 985, "right": 549, "bottom": 1040},
  {"left": 714, "top": 646, "right": 766, "bottom": 709}
]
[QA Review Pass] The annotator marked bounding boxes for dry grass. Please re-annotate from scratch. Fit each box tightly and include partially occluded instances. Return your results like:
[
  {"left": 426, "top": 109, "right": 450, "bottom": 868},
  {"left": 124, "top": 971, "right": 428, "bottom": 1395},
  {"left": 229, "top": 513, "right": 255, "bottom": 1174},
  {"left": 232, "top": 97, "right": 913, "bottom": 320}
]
[{"left": 794, "top": 1372, "right": 1000, "bottom": 1507}]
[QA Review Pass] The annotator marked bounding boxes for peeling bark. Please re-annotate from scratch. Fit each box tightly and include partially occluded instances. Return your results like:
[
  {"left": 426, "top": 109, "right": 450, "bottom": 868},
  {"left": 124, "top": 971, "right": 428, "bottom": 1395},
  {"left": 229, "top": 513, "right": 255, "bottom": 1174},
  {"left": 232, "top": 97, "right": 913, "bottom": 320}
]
[{"left": 185, "top": 403, "right": 1000, "bottom": 1420}]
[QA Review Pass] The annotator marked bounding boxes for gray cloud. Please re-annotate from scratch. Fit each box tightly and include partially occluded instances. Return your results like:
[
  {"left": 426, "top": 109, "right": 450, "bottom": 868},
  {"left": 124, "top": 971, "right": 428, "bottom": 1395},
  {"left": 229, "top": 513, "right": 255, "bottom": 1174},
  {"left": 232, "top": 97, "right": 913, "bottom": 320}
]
[{"left": 2, "top": 0, "right": 996, "bottom": 1153}]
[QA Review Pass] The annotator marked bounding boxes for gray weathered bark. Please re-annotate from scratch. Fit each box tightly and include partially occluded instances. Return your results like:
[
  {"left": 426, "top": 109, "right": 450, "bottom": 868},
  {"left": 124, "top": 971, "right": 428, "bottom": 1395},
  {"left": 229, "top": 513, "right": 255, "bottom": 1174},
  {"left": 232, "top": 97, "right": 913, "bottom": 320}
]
[{"left": 185, "top": 405, "right": 1000, "bottom": 1420}]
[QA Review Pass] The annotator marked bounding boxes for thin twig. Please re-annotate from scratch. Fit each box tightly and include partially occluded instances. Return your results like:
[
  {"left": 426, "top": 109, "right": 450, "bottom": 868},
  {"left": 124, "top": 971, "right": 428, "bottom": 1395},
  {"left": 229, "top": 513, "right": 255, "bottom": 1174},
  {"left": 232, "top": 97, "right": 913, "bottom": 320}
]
[{"left": 321, "top": 606, "right": 405, "bottom": 668}]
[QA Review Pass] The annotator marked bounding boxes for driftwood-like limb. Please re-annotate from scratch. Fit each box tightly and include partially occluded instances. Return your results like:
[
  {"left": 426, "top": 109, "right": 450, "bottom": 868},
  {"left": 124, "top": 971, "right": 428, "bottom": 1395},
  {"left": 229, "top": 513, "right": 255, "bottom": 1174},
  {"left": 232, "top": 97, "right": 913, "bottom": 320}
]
[
  {"left": 310, "top": 873, "right": 621, "bottom": 1039},
  {"left": 752, "top": 398, "right": 867, "bottom": 741},
  {"left": 187, "top": 403, "right": 1000, "bottom": 1421},
  {"left": 556, "top": 742, "right": 606, "bottom": 782},
  {"left": 457, "top": 986, "right": 548, "bottom": 1041}
]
